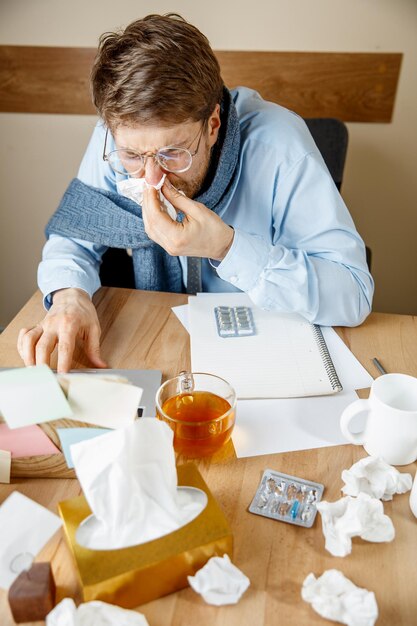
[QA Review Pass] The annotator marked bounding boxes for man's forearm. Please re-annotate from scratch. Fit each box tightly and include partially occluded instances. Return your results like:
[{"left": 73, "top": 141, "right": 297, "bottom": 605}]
[{"left": 38, "top": 235, "right": 105, "bottom": 310}]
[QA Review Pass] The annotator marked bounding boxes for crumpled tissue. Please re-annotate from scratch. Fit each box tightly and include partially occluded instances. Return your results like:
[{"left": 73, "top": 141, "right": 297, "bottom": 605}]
[
  {"left": 341, "top": 456, "right": 412, "bottom": 501},
  {"left": 301, "top": 570, "right": 378, "bottom": 626},
  {"left": 71, "top": 418, "right": 206, "bottom": 550},
  {"left": 46, "top": 597, "right": 149, "bottom": 625},
  {"left": 187, "top": 554, "right": 250, "bottom": 605},
  {"left": 117, "top": 174, "right": 178, "bottom": 220},
  {"left": 316, "top": 492, "right": 395, "bottom": 557}
]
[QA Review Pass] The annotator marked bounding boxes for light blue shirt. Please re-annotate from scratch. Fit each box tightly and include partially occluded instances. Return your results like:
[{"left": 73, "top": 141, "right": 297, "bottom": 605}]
[{"left": 39, "top": 87, "right": 374, "bottom": 326}]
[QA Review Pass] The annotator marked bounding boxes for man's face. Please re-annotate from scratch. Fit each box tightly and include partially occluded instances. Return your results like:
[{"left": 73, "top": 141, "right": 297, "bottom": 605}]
[{"left": 112, "top": 106, "right": 221, "bottom": 198}]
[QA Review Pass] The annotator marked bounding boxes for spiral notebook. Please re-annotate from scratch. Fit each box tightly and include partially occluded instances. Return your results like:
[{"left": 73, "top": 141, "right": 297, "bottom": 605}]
[{"left": 189, "top": 294, "right": 342, "bottom": 399}]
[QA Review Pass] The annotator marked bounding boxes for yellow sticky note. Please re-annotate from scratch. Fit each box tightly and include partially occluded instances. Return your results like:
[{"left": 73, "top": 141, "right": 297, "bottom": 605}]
[{"left": 0, "top": 449, "right": 11, "bottom": 483}]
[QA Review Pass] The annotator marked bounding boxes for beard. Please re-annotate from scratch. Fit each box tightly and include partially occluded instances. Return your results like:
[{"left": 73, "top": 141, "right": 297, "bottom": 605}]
[{"left": 167, "top": 140, "right": 212, "bottom": 199}]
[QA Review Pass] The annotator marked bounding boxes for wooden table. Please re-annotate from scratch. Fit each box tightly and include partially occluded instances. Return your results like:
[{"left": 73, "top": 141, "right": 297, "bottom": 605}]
[{"left": 1, "top": 288, "right": 416, "bottom": 626}]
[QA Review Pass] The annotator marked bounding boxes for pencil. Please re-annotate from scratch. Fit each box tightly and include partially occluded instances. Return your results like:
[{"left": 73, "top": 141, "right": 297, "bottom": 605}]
[{"left": 372, "top": 357, "right": 387, "bottom": 375}]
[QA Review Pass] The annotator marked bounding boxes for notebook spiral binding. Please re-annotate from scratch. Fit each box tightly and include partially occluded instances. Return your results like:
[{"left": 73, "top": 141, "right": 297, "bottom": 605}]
[{"left": 311, "top": 325, "right": 343, "bottom": 392}]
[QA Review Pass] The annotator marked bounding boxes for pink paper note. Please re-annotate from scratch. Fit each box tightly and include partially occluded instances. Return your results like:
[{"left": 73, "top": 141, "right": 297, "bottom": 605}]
[{"left": 0, "top": 423, "right": 60, "bottom": 457}]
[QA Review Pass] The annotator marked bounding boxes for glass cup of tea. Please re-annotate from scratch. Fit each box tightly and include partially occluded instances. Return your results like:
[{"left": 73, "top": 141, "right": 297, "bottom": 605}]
[{"left": 155, "top": 372, "right": 237, "bottom": 457}]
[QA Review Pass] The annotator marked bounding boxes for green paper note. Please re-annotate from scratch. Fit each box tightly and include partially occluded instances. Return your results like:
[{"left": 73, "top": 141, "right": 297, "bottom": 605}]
[{"left": 0, "top": 365, "right": 73, "bottom": 429}]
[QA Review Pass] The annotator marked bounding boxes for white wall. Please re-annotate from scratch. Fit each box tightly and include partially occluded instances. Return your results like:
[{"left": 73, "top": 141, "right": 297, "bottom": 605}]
[{"left": 1, "top": 0, "right": 416, "bottom": 327}]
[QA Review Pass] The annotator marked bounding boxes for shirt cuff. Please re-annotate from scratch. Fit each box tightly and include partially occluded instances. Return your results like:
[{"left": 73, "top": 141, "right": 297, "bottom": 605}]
[
  {"left": 40, "top": 271, "right": 95, "bottom": 310},
  {"left": 214, "top": 227, "right": 282, "bottom": 291}
]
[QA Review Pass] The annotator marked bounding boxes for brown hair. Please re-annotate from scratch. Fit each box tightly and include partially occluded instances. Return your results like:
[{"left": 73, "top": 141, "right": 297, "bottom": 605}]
[{"left": 91, "top": 13, "right": 224, "bottom": 129}]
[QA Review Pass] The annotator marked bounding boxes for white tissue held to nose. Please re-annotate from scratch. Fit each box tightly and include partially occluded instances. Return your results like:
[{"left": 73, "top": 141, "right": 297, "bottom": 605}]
[
  {"left": 302, "top": 569, "right": 378, "bottom": 626},
  {"left": 117, "top": 174, "right": 178, "bottom": 220}
]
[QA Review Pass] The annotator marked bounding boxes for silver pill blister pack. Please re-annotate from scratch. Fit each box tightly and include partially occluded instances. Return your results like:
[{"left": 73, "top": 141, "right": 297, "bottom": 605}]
[
  {"left": 214, "top": 306, "right": 256, "bottom": 338},
  {"left": 249, "top": 469, "right": 324, "bottom": 528}
]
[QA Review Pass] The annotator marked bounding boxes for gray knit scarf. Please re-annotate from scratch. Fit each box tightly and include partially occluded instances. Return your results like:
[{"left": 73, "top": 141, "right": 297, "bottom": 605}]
[{"left": 45, "top": 88, "right": 241, "bottom": 293}]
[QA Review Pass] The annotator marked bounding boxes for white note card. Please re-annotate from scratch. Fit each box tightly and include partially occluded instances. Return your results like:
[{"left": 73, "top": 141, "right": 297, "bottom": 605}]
[
  {"left": 0, "top": 491, "right": 62, "bottom": 589},
  {"left": 189, "top": 293, "right": 340, "bottom": 399},
  {"left": 65, "top": 375, "right": 143, "bottom": 429}
]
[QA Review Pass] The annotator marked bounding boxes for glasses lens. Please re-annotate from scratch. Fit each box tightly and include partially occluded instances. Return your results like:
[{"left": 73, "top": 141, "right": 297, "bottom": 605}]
[
  {"left": 107, "top": 150, "right": 144, "bottom": 176},
  {"left": 157, "top": 148, "right": 192, "bottom": 173}
]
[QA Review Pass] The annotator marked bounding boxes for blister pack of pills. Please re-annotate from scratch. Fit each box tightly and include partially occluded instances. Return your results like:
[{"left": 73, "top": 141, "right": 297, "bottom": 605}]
[
  {"left": 249, "top": 469, "right": 324, "bottom": 528},
  {"left": 214, "top": 306, "right": 256, "bottom": 338}
]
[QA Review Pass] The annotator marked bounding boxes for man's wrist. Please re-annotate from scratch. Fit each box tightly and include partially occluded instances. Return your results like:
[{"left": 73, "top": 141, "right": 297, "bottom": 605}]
[
  {"left": 51, "top": 287, "right": 91, "bottom": 304},
  {"left": 212, "top": 226, "right": 234, "bottom": 261}
]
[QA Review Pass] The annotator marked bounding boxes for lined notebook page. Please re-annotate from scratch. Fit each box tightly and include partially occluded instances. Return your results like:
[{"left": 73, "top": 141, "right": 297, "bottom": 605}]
[{"left": 189, "top": 294, "right": 341, "bottom": 399}]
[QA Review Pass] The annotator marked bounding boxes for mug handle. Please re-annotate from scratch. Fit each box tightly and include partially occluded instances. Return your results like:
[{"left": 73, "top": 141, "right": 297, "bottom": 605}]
[{"left": 340, "top": 399, "right": 370, "bottom": 444}]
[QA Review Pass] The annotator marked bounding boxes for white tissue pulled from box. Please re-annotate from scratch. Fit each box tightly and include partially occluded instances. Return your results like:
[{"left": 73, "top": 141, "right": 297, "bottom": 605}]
[
  {"left": 302, "top": 570, "right": 378, "bottom": 626},
  {"left": 187, "top": 554, "right": 250, "bottom": 606},
  {"left": 341, "top": 456, "right": 412, "bottom": 501},
  {"left": 46, "top": 597, "right": 149, "bottom": 626},
  {"left": 316, "top": 492, "right": 395, "bottom": 557},
  {"left": 58, "top": 373, "right": 142, "bottom": 429},
  {"left": 117, "top": 174, "right": 178, "bottom": 221},
  {"left": 71, "top": 418, "right": 207, "bottom": 550}
]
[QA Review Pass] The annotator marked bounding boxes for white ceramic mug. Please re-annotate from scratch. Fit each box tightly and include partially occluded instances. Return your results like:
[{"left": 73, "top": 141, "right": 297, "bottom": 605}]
[
  {"left": 340, "top": 373, "right": 417, "bottom": 465},
  {"left": 409, "top": 472, "right": 417, "bottom": 519}
]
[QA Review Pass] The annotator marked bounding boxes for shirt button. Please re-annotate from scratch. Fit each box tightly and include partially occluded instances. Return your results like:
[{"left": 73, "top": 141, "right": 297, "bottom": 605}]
[{"left": 230, "top": 275, "right": 237, "bottom": 284}]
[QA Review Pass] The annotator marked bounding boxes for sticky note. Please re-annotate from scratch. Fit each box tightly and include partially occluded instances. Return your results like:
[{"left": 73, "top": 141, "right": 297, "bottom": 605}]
[
  {"left": 57, "top": 428, "right": 110, "bottom": 469},
  {"left": 0, "top": 491, "right": 62, "bottom": 588},
  {"left": 0, "top": 449, "right": 11, "bottom": 483},
  {"left": 66, "top": 375, "right": 142, "bottom": 429},
  {"left": 0, "top": 423, "right": 60, "bottom": 458},
  {"left": 0, "top": 365, "right": 72, "bottom": 429}
]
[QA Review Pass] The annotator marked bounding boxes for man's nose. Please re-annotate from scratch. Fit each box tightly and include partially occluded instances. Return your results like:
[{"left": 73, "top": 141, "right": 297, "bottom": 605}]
[{"left": 143, "top": 156, "right": 164, "bottom": 186}]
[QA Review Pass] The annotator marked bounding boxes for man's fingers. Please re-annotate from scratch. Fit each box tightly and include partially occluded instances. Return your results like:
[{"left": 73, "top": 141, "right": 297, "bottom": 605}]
[
  {"left": 18, "top": 326, "right": 43, "bottom": 366},
  {"left": 162, "top": 180, "right": 202, "bottom": 217},
  {"left": 35, "top": 332, "right": 58, "bottom": 366},
  {"left": 84, "top": 325, "right": 108, "bottom": 368},
  {"left": 56, "top": 332, "right": 77, "bottom": 374},
  {"left": 143, "top": 187, "right": 177, "bottom": 226}
]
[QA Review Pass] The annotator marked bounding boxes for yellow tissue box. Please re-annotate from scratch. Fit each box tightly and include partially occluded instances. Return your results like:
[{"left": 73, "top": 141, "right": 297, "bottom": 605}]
[{"left": 58, "top": 463, "right": 233, "bottom": 608}]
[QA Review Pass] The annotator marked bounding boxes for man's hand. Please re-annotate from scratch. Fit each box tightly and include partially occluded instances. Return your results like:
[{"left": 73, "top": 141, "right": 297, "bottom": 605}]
[
  {"left": 17, "top": 288, "right": 107, "bottom": 373},
  {"left": 142, "top": 179, "right": 234, "bottom": 260}
]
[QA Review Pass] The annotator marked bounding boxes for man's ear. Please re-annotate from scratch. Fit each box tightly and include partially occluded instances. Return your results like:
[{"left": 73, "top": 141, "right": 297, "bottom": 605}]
[{"left": 207, "top": 104, "right": 221, "bottom": 147}]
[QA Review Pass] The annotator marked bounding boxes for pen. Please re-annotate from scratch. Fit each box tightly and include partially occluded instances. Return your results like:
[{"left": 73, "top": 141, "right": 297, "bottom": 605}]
[{"left": 372, "top": 357, "right": 387, "bottom": 375}]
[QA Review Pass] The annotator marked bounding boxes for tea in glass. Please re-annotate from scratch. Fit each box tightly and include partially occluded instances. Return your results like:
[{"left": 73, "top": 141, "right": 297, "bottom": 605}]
[{"left": 156, "top": 373, "right": 236, "bottom": 457}]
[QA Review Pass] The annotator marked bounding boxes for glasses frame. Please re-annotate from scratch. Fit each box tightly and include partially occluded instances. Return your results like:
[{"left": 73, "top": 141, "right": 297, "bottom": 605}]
[{"left": 102, "top": 122, "right": 206, "bottom": 176}]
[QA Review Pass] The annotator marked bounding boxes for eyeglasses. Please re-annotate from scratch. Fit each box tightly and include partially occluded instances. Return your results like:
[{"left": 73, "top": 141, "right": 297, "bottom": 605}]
[{"left": 102, "top": 123, "right": 205, "bottom": 177}]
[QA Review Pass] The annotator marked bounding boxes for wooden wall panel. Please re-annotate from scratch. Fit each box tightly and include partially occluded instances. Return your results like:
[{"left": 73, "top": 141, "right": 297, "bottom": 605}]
[
  {"left": 0, "top": 46, "right": 402, "bottom": 122},
  {"left": 216, "top": 51, "right": 402, "bottom": 123}
]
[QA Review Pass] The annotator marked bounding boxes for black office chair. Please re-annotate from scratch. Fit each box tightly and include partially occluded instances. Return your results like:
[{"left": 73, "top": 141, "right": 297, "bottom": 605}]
[
  {"left": 100, "top": 248, "right": 135, "bottom": 288},
  {"left": 100, "top": 117, "right": 371, "bottom": 286},
  {"left": 304, "top": 117, "right": 372, "bottom": 270},
  {"left": 304, "top": 118, "right": 348, "bottom": 192}
]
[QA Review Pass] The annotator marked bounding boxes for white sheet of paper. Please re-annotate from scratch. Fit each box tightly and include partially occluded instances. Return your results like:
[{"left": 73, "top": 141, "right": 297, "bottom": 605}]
[
  {"left": 0, "top": 491, "right": 62, "bottom": 589},
  {"left": 172, "top": 304, "right": 189, "bottom": 330},
  {"left": 321, "top": 327, "right": 374, "bottom": 390},
  {"left": 0, "top": 365, "right": 72, "bottom": 429},
  {"left": 0, "top": 449, "right": 11, "bottom": 483},
  {"left": 66, "top": 375, "right": 143, "bottom": 429},
  {"left": 189, "top": 293, "right": 342, "bottom": 398},
  {"left": 171, "top": 303, "right": 374, "bottom": 393},
  {"left": 172, "top": 298, "right": 370, "bottom": 457},
  {"left": 232, "top": 391, "right": 357, "bottom": 458}
]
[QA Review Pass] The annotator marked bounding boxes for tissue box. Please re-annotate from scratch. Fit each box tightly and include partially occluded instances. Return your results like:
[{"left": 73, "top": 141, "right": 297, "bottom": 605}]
[{"left": 58, "top": 463, "right": 233, "bottom": 608}]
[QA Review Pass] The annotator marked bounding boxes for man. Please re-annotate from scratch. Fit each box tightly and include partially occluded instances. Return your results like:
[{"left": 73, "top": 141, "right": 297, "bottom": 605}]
[{"left": 18, "top": 13, "right": 374, "bottom": 373}]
